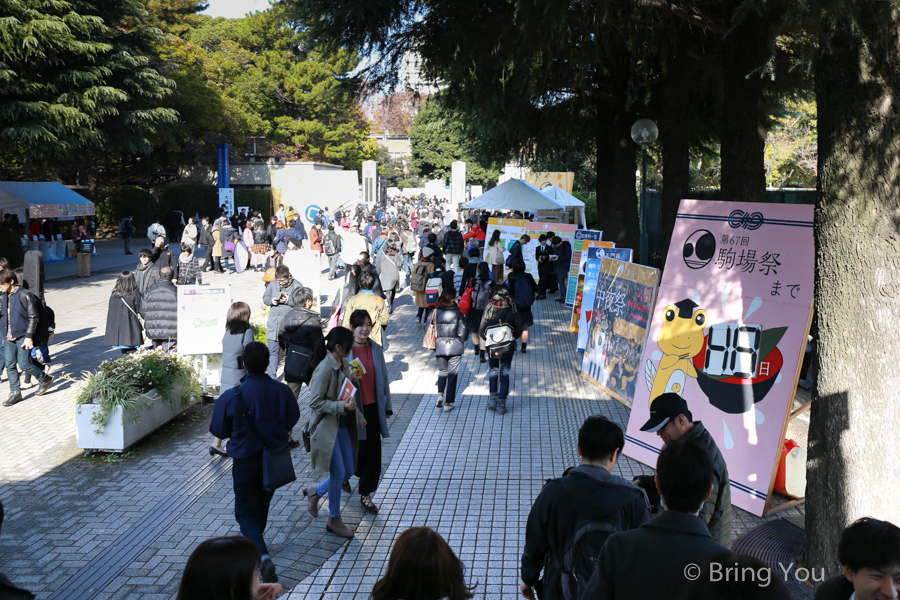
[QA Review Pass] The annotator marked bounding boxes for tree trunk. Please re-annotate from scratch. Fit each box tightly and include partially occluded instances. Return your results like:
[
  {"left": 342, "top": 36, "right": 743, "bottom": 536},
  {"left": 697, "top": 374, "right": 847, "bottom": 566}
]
[
  {"left": 595, "top": 111, "right": 640, "bottom": 251},
  {"left": 805, "top": 3, "right": 900, "bottom": 575},
  {"left": 719, "top": 9, "right": 767, "bottom": 203},
  {"left": 661, "top": 49, "right": 692, "bottom": 256}
]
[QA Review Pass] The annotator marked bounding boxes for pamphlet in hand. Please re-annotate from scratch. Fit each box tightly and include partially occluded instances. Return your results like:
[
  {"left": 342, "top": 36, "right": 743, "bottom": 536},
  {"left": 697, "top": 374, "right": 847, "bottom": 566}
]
[
  {"left": 337, "top": 378, "right": 357, "bottom": 405},
  {"left": 349, "top": 357, "right": 367, "bottom": 378}
]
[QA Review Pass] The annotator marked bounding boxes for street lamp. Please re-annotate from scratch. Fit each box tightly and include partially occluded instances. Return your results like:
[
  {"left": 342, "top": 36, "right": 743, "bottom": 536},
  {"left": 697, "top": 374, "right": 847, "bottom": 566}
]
[
  {"left": 631, "top": 118, "right": 658, "bottom": 265},
  {"left": 146, "top": 142, "right": 152, "bottom": 226}
]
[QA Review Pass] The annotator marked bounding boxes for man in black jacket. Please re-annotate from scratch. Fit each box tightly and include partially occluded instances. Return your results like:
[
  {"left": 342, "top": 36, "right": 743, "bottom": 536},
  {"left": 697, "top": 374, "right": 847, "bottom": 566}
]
[
  {"left": 0, "top": 268, "right": 54, "bottom": 406},
  {"left": 323, "top": 224, "right": 342, "bottom": 280},
  {"left": 520, "top": 416, "right": 650, "bottom": 600},
  {"left": 582, "top": 439, "right": 727, "bottom": 600},
  {"left": 143, "top": 267, "right": 178, "bottom": 352},
  {"left": 535, "top": 235, "right": 555, "bottom": 299},
  {"left": 280, "top": 287, "right": 324, "bottom": 399},
  {"left": 551, "top": 236, "right": 573, "bottom": 303},
  {"left": 814, "top": 518, "right": 900, "bottom": 600},
  {"left": 442, "top": 220, "right": 464, "bottom": 271},
  {"left": 200, "top": 217, "right": 215, "bottom": 271}
]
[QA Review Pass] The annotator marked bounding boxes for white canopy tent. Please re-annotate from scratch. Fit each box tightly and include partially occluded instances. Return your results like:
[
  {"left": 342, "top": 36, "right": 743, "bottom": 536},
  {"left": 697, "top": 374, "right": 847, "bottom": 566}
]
[
  {"left": 0, "top": 182, "right": 95, "bottom": 219},
  {"left": 461, "top": 178, "right": 565, "bottom": 214},
  {"left": 541, "top": 184, "right": 587, "bottom": 228}
]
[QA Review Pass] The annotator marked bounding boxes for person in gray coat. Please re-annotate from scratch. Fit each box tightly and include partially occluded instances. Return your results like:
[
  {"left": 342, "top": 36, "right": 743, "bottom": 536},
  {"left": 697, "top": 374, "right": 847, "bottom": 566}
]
[
  {"left": 581, "top": 439, "right": 727, "bottom": 600},
  {"left": 346, "top": 309, "right": 392, "bottom": 515},
  {"left": 262, "top": 265, "right": 303, "bottom": 378},
  {"left": 210, "top": 301, "right": 254, "bottom": 457},
  {"left": 376, "top": 240, "right": 403, "bottom": 314}
]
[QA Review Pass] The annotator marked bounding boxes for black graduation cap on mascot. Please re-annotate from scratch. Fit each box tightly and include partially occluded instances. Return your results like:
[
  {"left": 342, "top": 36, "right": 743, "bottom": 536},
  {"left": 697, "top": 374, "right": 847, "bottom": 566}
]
[{"left": 673, "top": 298, "right": 699, "bottom": 319}]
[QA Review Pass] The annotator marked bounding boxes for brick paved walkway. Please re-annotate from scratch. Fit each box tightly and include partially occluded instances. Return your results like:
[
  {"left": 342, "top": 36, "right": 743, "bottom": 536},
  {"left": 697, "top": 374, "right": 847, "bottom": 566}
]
[{"left": 0, "top": 253, "right": 806, "bottom": 600}]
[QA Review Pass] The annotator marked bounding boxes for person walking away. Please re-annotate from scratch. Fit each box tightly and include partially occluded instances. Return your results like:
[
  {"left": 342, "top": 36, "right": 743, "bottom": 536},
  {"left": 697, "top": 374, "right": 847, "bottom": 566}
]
[
  {"left": 433, "top": 288, "right": 469, "bottom": 412},
  {"left": 467, "top": 262, "right": 493, "bottom": 362},
  {"left": 210, "top": 301, "right": 255, "bottom": 457},
  {"left": 147, "top": 218, "right": 165, "bottom": 242},
  {"left": 211, "top": 222, "right": 225, "bottom": 273},
  {"left": 478, "top": 283, "right": 523, "bottom": 415},
  {"left": 176, "top": 536, "right": 282, "bottom": 600},
  {"left": 487, "top": 230, "right": 505, "bottom": 283},
  {"left": 340, "top": 224, "right": 367, "bottom": 279},
  {"left": 400, "top": 227, "right": 416, "bottom": 277},
  {"left": 442, "top": 220, "right": 464, "bottom": 272},
  {"left": 262, "top": 266, "right": 302, "bottom": 378},
  {"left": 371, "top": 227, "right": 389, "bottom": 264},
  {"left": 273, "top": 221, "right": 288, "bottom": 254},
  {"left": 304, "top": 327, "right": 366, "bottom": 539},
  {"left": 219, "top": 221, "right": 239, "bottom": 273},
  {"left": 174, "top": 244, "right": 202, "bottom": 285},
  {"left": 75, "top": 229, "right": 94, "bottom": 278},
  {"left": 581, "top": 439, "right": 728, "bottom": 600},
  {"left": 323, "top": 224, "right": 342, "bottom": 280},
  {"left": 309, "top": 219, "right": 322, "bottom": 253},
  {"left": 181, "top": 217, "right": 198, "bottom": 255},
  {"left": 143, "top": 267, "right": 178, "bottom": 352},
  {"left": 550, "top": 235, "right": 572, "bottom": 303},
  {"left": 376, "top": 242, "right": 402, "bottom": 314},
  {"left": 520, "top": 416, "right": 650, "bottom": 600},
  {"left": 505, "top": 259, "right": 538, "bottom": 352},
  {"left": 635, "top": 393, "right": 733, "bottom": 548},
  {"left": 200, "top": 217, "right": 215, "bottom": 272},
  {"left": 342, "top": 270, "right": 389, "bottom": 346},
  {"left": 411, "top": 247, "right": 437, "bottom": 326},
  {"left": 121, "top": 216, "right": 134, "bottom": 255},
  {"left": 266, "top": 216, "right": 278, "bottom": 246},
  {"left": 281, "top": 287, "right": 323, "bottom": 399},
  {"left": 208, "top": 342, "right": 299, "bottom": 584},
  {"left": 0, "top": 268, "right": 54, "bottom": 407},
  {"left": 104, "top": 271, "right": 144, "bottom": 356},
  {"left": 251, "top": 223, "right": 268, "bottom": 272},
  {"left": 347, "top": 309, "right": 392, "bottom": 514},
  {"left": 135, "top": 248, "right": 160, "bottom": 295}
]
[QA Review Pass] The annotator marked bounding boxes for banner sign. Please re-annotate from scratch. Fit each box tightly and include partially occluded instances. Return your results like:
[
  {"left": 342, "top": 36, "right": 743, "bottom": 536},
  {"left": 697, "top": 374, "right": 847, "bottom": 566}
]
[
  {"left": 588, "top": 247, "right": 633, "bottom": 263},
  {"left": 567, "top": 229, "right": 614, "bottom": 307},
  {"left": 582, "top": 258, "right": 659, "bottom": 407},
  {"left": 217, "top": 143, "right": 230, "bottom": 189},
  {"left": 218, "top": 188, "right": 234, "bottom": 218},
  {"left": 29, "top": 203, "right": 95, "bottom": 218},
  {"left": 483, "top": 218, "right": 577, "bottom": 283},
  {"left": 623, "top": 200, "right": 814, "bottom": 516},
  {"left": 177, "top": 285, "right": 232, "bottom": 355}
]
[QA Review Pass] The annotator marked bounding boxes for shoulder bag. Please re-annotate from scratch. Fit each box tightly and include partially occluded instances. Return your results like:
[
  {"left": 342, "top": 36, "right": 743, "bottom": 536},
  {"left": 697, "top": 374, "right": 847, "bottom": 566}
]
[
  {"left": 234, "top": 386, "right": 296, "bottom": 491},
  {"left": 422, "top": 310, "right": 437, "bottom": 351},
  {"left": 121, "top": 297, "right": 144, "bottom": 327},
  {"left": 284, "top": 343, "right": 314, "bottom": 382}
]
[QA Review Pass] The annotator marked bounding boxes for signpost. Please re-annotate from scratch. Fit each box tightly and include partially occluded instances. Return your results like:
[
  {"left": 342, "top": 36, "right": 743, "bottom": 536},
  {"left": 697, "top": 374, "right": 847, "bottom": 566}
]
[{"left": 177, "top": 284, "right": 232, "bottom": 394}]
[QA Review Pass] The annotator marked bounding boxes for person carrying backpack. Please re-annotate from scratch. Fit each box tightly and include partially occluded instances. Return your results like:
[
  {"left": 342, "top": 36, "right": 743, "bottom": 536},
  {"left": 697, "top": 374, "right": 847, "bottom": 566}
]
[
  {"left": 465, "top": 261, "right": 492, "bottom": 361},
  {"left": 477, "top": 283, "right": 523, "bottom": 415},
  {"left": 411, "top": 247, "right": 436, "bottom": 327},
  {"left": 505, "top": 258, "right": 538, "bottom": 353},
  {"left": 322, "top": 223, "right": 342, "bottom": 280},
  {"left": 520, "top": 416, "right": 650, "bottom": 600}
]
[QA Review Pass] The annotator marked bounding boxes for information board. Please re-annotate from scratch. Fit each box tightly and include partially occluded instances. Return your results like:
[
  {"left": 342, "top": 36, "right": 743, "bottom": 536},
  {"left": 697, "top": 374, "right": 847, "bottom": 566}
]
[
  {"left": 565, "top": 229, "right": 614, "bottom": 307},
  {"left": 623, "top": 200, "right": 814, "bottom": 516},
  {"left": 587, "top": 247, "right": 633, "bottom": 263},
  {"left": 582, "top": 259, "right": 658, "bottom": 407},
  {"left": 483, "top": 218, "right": 577, "bottom": 283},
  {"left": 573, "top": 259, "right": 602, "bottom": 350},
  {"left": 177, "top": 285, "right": 232, "bottom": 355}
]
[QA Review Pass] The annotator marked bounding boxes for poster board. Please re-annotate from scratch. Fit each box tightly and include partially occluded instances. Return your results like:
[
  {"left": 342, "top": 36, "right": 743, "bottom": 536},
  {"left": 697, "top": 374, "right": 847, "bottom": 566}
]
[
  {"left": 177, "top": 285, "right": 232, "bottom": 355},
  {"left": 623, "top": 200, "right": 814, "bottom": 517},
  {"left": 483, "top": 218, "right": 577, "bottom": 283},
  {"left": 218, "top": 188, "right": 234, "bottom": 217},
  {"left": 571, "top": 248, "right": 634, "bottom": 340},
  {"left": 581, "top": 259, "right": 659, "bottom": 407},
  {"left": 282, "top": 250, "right": 322, "bottom": 312},
  {"left": 587, "top": 247, "right": 633, "bottom": 263},
  {"left": 566, "top": 229, "right": 614, "bottom": 307}
]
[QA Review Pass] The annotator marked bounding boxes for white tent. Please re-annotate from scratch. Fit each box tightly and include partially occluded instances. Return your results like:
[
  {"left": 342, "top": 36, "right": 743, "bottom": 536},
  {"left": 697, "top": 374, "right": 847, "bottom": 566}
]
[
  {"left": 0, "top": 182, "right": 95, "bottom": 219},
  {"left": 461, "top": 178, "right": 565, "bottom": 214},
  {"left": 541, "top": 184, "right": 587, "bottom": 227}
]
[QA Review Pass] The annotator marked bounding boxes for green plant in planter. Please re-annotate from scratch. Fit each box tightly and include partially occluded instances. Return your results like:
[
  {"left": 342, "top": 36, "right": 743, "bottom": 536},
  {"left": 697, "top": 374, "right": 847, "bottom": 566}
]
[
  {"left": 250, "top": 304, "right": 270, "bottom": 343},
  {"left": 76, "top": 348, "right": 203, "bottom": 434}
]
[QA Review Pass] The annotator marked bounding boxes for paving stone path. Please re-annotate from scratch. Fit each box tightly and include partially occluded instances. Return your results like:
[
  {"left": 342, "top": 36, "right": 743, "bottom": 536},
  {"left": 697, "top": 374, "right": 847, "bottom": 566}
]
[{"left": 0, "top": 247, "right": 806, "bottom": 600}]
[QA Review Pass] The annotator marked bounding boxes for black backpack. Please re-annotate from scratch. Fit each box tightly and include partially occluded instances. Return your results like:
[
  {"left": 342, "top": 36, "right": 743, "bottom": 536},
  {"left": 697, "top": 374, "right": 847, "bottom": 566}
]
[
  {"left": 555, "top": 474, "right": 624, "bottom": 600},
  {"left": 323, "top": 234, "right": 337, "bottom": 256},
  {"left": 19, "top": 290, "right": 54, "bottom": 347},
  {"left": 509, "top": 274, "right": 534, "bottom": 307}
]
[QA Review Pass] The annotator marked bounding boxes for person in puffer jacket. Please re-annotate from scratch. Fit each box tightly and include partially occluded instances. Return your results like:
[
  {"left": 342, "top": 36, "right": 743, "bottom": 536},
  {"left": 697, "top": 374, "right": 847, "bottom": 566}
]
[
  {"left": 442, "top": 220, "right": 465, "bottom": 272},
  {"left": 142, "top": 267, "right": 178, "bottom": 351},
  {"left": 433, "top": 287, "right": 469, "bottom": 413}
]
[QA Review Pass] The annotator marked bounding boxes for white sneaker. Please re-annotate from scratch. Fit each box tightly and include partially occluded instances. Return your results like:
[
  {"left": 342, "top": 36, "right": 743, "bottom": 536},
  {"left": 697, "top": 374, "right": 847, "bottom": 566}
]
[
  {"left": 443, "top": 403, "right": 455, "bottom": 412},
  {"left": 416, "top": 319, "right": 421, "bottom": 327}
]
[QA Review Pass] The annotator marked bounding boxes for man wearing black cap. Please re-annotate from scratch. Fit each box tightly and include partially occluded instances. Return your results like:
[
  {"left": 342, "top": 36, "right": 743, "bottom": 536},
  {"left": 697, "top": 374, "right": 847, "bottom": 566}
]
[{"left": 635, "top": 392, "right": 733, "bottom": 548}]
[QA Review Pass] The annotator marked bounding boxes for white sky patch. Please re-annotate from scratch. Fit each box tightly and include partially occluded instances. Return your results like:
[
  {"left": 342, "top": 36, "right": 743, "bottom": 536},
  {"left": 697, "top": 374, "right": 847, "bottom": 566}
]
[{"left": 202, "top": 0, "right": 272, "bottom": 19}]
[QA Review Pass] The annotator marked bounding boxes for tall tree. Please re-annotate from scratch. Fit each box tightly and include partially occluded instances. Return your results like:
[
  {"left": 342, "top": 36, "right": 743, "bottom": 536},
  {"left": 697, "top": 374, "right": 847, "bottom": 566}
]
[
  {"left": 367, "top": 92, "right": 422, "bottom": 137},
  {"left": 805, "top": 1, "right": 900, "bottom": 574}
]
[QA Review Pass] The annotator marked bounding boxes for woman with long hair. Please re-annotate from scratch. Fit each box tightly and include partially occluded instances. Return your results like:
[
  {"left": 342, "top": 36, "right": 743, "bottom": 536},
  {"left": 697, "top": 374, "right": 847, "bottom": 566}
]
[
  {"left": 487, "top": 229, "right": 505, "bottom": 283},
  {"left": 347, "top": 309, "right": 392, "bottom": 515},
  {"left": 304, "top": 326, "right": 366, "bottom": 539},
  {"left": 371, "top": 527, "right": 476, "bottom": 600},
  {"left": 251, "top": 223, "right": 268, "bottom": 272},
  {"left": 104, "top": 271, "right": 144, "bottom": 355},
  {"left": 433, "top": 288, "right": 469, "bottom": 412},
  {"left": 210, "top": 301, "right": 254, "bottom": 457},
  {"left": 176, "top": 536, "right": 281, "bottom": 600},
  {"left": 478, "top": 283, "right": 523, "bottom": 415}
]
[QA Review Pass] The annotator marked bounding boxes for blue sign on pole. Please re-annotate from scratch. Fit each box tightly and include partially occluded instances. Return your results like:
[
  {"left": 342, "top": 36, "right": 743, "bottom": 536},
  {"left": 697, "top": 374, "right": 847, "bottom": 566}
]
[
  {"left": 588, "top": 247, "right": 634, "bottom": 263},
  {"left": 217, "top": 143, "right": 230, "bottom": 189}
]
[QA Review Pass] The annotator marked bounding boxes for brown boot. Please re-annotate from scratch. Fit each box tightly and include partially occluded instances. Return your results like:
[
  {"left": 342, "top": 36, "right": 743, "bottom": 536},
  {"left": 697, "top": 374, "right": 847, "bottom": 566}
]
[
  {"left": 304, "top": 486, "right": 320, "bottom": 518},
  {"left": 326, "top": 515, "right": 354, "bottom": 539}
]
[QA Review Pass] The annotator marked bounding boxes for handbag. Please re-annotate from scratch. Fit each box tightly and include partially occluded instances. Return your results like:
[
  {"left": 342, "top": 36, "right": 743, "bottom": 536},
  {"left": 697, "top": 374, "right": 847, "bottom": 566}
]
[
  {"left": 121, "top": 298, "right": 145, "bottom": 327},
  {"left": 301, "top": 421, "right": 311, "bottom": 453},
  {"left": 234, "top": 386, "right": 296, "bottom": 491},
  {"left": 458, "top": 280, "right": 474, "bottom": 315},
  {"left": 483, "top": 322, "right": 516, "bottom": 359},
  {"left": 422, "top": 310, "right": 437, "bottom": 351},
  {"left": 262, "top": 268, "right": 276, "bottom": 282},
  {"left": 284, "top": 343, "right": 313, "bottom": 381}
]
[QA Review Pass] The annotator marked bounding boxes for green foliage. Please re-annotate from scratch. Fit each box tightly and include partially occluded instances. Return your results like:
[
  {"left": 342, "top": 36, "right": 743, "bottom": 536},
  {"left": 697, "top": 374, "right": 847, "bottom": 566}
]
[
  {"left": 764, "top": 98, "right": 817, "bottom": 188},
  {"left": 573, "top": 192, "right": 599, "bottom": 229},
  {"left": 92, "top": 186, "right": 149, "bottom": 227},
  {"left": 409, "top": 97, "right": 500, "bottom": 186},
  {"left": 0, "top": 227, "right": 25, "bottom": 268},
  {"left": 0, "top": 0, "right": 178, "bottom": 165},
  {"left": 158, "top": 183, "right": 220, "bottom": 217},
  {"left": 376, "top": 144, "right": 411, "bottom": 187},
  {"left": 235, "top": 189, "right": 275, "bottom": 218}
]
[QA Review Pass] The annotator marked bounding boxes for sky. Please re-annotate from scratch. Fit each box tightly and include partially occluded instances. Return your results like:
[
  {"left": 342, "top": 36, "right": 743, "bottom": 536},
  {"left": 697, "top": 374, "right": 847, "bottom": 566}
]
[{"left": 202, "top": 0, "right": 272, "bottom": 19}]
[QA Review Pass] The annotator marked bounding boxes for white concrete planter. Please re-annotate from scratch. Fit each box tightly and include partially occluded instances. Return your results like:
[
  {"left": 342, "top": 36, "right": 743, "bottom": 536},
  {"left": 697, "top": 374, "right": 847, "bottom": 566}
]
[{"left": 75, "top": 384, "right": 186, "bottom": 452}]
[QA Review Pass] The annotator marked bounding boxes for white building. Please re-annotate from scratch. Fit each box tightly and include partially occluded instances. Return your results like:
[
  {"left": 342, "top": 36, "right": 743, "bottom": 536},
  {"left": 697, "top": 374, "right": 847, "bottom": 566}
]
[{"left": 400, "top": 51, "right": 442, "bottom": 96}]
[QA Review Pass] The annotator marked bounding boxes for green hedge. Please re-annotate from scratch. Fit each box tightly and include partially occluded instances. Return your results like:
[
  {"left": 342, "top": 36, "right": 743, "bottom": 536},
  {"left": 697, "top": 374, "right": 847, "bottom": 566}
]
[
  {"left": 157, "top": 184, "right": 273, "bottom": 220},
  {"left": 92, "top": 185, "right": 150, "bottom": 229},
  {"left": 574, "top": 191, "right": 599, "bottom": 229},
  {"left": 0, "top": 227, "right": 25, "bottom": 268}
]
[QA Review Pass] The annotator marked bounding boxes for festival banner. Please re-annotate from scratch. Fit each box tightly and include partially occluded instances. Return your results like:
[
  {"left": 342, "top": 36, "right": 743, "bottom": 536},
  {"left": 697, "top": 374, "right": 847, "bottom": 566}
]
[
  {"left": 483, "top": 218, "right": 577, "bottom": 282},
  {"left": 587, "top": 247, "right": 633, "bottom": 263},
  {"left": 565, "top": 229, "right": 614, "bottom": 307},
  {"left": 623, "top": 200, "right": 814, "bottom": 516},
  {"left": 573, "top": 259, "right": 602, "bottom": 350},
  {"left": 582, "top": 259, "right": 659, "bottom": 407}
]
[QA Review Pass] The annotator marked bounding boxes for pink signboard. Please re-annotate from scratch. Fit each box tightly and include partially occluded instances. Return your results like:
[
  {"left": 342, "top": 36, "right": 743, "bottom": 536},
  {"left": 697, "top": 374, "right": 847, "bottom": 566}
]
[{"left": 624, "top": 200, "right": 814, "bottom": 516}]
